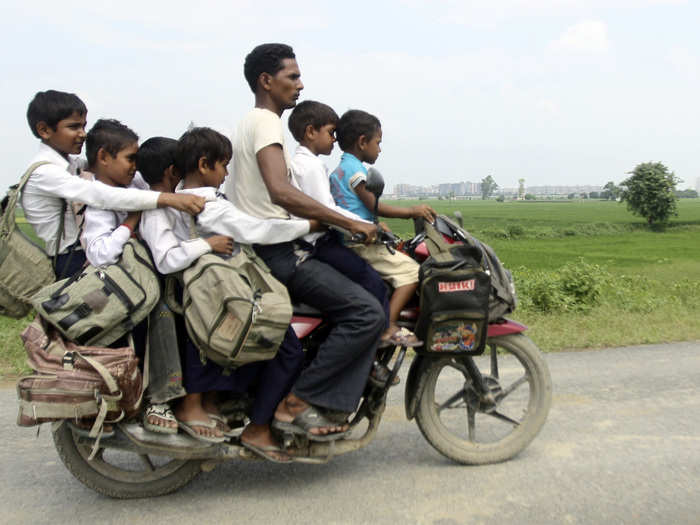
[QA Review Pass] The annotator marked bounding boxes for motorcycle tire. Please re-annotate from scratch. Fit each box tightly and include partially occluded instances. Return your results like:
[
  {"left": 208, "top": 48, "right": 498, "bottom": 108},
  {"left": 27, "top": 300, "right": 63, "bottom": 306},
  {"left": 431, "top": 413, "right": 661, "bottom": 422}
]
[
  {"left": 414, "top": 333, "right": 552, "bottom": 465},
  {"left": 52, "top": 422, "right": 203, "bottom": 498}
]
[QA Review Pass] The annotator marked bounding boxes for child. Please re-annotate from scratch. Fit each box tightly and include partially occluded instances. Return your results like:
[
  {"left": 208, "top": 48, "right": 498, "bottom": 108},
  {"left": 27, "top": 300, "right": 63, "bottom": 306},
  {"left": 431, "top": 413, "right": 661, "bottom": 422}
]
[
  {"left": 150, "top": 126, "right": 308, "bottom": 459},
  {"left": 22, "top": 90, "right": 206, "bottom": 279},
  {"left": 287, "top": 100, "right": 397, "bottom": 386},
  {"left": 330, "top": 109, "right": 437, "bottom": 347}
]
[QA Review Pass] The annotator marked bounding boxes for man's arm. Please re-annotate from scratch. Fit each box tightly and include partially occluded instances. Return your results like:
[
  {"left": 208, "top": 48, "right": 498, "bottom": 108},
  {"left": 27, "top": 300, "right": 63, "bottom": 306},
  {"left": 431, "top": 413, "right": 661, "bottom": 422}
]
[{"left": 257, "top": 144, "right": 376, "bottom": 239}]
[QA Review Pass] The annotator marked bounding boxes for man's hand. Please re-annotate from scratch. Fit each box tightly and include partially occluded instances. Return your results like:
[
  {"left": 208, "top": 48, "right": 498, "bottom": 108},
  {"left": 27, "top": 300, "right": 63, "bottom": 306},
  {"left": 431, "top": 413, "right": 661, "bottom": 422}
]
[
  {"left": 350, "top": 220, "right": 378, "bottom": 244},
  {"left": 377, "top": 221, "right": 392, "bottom": 233},
  {"left": 206, "top": 235, "right": 234, "bottom": 255},
  {"left": 157, "top": 193, "right": 207, "bottom": 215},
  {"left": 410, "top": 204, "right": 437, "bottom": 223}
]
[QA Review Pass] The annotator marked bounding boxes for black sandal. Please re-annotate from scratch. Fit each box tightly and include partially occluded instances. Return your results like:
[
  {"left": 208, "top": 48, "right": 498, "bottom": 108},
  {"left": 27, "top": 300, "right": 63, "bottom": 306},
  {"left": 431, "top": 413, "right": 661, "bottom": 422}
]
[{"left": 272, "top": 406, "right": 350, "bottom": 442}]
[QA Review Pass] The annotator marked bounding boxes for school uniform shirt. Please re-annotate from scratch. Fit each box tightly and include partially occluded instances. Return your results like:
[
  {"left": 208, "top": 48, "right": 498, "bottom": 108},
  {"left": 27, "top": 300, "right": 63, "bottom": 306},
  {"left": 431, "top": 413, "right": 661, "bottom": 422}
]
[
  {"left": 177, "top": 184, "right": 310, "bottom": 245},
  {"left": 290, "top": 145, "right": 367, "bottom": 244},
  {"left": 21, "top": 143, "right": 161, "bottom": 256},
  {"left": 140, "top": 208, "right": 213, "bottom": 275}
]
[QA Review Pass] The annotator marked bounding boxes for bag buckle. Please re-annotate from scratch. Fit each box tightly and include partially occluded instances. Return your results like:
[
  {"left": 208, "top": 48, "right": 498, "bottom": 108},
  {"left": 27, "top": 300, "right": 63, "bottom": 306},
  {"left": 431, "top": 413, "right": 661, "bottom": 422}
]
[{"left": 62, "top": 351, "right": 75, "bottom": 370}]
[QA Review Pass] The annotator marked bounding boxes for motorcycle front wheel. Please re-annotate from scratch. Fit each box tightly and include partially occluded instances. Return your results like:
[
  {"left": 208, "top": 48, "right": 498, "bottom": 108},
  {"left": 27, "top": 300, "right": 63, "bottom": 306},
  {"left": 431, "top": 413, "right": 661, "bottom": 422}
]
[
  {"left": 53, "top": 422, "right": 203, "bottom": 498},
  {"left": 414, "top": 333, "right": 552, "bottom": 465}
]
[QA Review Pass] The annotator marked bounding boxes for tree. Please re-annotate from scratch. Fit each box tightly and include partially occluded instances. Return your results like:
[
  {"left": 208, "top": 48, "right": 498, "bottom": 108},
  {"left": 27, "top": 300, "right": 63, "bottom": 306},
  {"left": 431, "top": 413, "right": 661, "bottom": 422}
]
[
  {"left": 589, "top": 191, "right": 600, "bottom": 199},
  {"left": 567, "top": 193, "right": 576, "bottom": 199},
  {"left": 603, "top": 181, "right": 621, "bottom": 200},
  {"left": 480, "top": 175, "right": 498, "bottom": 200},
  {"left": 524, "top": 193, "right": 536, "bottom": 200},
  {"left": 620, "top": 162, "right": 681, "bottom": 225},
  {"left": 518, "top": 178, "right": 525, "bottom": 199}
]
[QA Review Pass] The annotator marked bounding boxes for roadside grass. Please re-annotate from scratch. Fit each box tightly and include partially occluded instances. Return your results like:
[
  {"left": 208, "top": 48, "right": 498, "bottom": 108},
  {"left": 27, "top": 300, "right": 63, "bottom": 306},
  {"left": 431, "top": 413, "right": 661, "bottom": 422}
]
[{"left": 2, "top": 199, "right": 699, "bottom": 378}]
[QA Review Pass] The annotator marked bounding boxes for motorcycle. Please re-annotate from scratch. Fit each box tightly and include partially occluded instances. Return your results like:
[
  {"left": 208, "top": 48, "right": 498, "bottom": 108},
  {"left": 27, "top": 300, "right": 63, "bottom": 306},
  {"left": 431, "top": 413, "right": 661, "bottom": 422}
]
[{"left": 46, "top": 172, "right": 552, "bottom": 498}]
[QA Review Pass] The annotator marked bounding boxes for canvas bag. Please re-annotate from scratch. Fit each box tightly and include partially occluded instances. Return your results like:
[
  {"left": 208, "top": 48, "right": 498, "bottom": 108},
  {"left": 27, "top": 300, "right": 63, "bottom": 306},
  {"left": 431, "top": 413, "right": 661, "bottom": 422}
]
[
  {"left": 182, "top": 242, "right": 292, "bottom": 370},
  {"left": 0, "top": 161, "right": 56, "bottom": 318},
  {"left": 31, "top": 238, "right": 160, "bottom": 346},
  {"left": 16, "top": 316, "right": 143, "bottom": 453},
  {"left": 415, "top": 223, "right": 491, "bottom": 355},
  {"left": 423, "top": 216, "right": 517, "bottom": 320}
]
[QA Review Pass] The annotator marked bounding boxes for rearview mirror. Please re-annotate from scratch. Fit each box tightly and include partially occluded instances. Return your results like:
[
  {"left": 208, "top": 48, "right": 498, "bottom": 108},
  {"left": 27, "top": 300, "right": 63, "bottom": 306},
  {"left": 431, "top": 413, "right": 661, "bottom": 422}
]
[{"left": 365, "top": 168, "right": 385, "bottom": 199}]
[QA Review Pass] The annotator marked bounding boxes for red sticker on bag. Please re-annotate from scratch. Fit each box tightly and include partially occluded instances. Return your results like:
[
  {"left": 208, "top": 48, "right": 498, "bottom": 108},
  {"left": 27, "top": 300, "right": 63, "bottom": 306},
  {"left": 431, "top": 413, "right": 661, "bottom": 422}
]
[{"left": 438, "top": 279, "right": 476, "bottom": 293}]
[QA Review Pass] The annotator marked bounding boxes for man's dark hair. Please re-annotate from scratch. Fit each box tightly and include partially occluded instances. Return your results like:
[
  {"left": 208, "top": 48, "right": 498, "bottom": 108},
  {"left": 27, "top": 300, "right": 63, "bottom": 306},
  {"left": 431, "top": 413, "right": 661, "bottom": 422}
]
[
  {"left": 27, "top": 90, "right": 87, "bottom": 138},
  {"left": 288, "top": 100, "right": 339, "bottom": 142},
  {"left": 335, "top": 110, "right": 382, "bottom": 151},
  {"left": 175, "top": 127, "right": 232, "bottom": 176},
  {"left": 136, "top": 137, "right": 178, "bottom": 185},
  {"left": 85, "top": 119, "right": 138, "bottom": 168},
  {"left": 244, "top": 43, "right": 296, "bottom": 93}
]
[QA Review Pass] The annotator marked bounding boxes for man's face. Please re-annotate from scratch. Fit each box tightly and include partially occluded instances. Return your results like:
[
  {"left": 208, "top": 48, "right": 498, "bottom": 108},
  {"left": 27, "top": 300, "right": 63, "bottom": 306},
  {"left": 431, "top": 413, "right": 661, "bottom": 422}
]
[
  {"left": 40, "top": 111, "right": 87, "bottom": 156},
  {"left": 268, "top": 58, "right": 304, "bottom": 110},
  {"left": 101, "top": 142, "right": 138, "bottom": 187}
]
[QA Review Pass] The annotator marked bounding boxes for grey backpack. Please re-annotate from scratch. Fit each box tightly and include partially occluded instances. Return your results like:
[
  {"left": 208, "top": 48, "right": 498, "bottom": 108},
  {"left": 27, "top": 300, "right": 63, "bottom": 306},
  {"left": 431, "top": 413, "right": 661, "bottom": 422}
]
[
  {"left": 180, "top": 245, "right": 293, "bottom": 370},
  {"left": 0, "top": 161, "right": 56, "bottom": 318},
  {"left": 31, "top": 239, "right": 161, "bottom": 346}
]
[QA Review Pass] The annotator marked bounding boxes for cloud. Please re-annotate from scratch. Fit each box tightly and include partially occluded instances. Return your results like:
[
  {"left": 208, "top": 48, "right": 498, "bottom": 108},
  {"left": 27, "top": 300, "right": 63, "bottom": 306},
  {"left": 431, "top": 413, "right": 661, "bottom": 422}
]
[
  {"left": 550, "top": 20, "right": 610, "bottom": 54},
  {"left": 667, "top": 47, "right": 699, "bottom": 78}
]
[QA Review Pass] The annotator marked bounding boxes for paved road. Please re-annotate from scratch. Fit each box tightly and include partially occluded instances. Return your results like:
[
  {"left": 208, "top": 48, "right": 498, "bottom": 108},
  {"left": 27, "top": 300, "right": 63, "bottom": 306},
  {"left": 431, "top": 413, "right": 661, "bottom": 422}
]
[{"left": 1, "top": 342, "right": 699, "bottom": 525}]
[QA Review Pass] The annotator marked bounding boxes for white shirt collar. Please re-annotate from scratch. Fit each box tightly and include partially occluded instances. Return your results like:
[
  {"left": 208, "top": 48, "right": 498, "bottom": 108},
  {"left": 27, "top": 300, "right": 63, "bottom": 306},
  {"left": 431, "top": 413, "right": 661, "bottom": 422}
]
[
  {"left": 36, "top": 142, "right": 71, "bottom": 169},
  {"left": 294, "top": 145, "right": 316, "bottom": 158}
]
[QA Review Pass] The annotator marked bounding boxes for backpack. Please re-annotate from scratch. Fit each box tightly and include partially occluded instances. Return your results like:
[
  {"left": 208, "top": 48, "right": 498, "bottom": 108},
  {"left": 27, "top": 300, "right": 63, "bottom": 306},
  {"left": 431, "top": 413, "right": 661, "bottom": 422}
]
[
  {"left": 415, "top": 237, "right": 491, "bottom": 355},
  {"left": 180, "top": 244, "right": 293, "bottom": 370},
  {"left": 31, "top": 238, "right": 160, "bottom": 346},
  {"left": 0, "top": 161, "right": 56, "bottom": 318},
  {"left": 422, "top": 216, "right": 517, "bottom": 320},
  {"left": 16, "top": 316, "right": 143, "bottom": 454}
]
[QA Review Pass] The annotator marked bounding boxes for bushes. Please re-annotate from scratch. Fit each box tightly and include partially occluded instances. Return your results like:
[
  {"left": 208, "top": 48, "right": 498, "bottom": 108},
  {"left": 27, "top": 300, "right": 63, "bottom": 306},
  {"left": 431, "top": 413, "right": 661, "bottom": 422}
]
[{"left": 515, "top": 259, "right": 605, "bottom": 313}]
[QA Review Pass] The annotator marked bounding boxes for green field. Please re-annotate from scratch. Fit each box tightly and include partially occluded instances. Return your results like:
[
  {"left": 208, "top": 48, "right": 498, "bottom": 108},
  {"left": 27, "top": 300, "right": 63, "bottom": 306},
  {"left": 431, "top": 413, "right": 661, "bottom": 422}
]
[{"left": 2, "top": 199, "right": 700, "bottom": 377}]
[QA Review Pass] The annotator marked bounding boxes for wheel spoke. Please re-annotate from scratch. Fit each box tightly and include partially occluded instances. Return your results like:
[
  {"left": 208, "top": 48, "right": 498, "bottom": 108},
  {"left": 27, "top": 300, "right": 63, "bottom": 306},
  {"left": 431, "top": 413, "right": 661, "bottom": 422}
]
[
  {"left": 467, "top": 404, "right": 476, "bottom": 441},
  {"left": 437, "top": 390, "right": 466, "bottom": 413},
  {"left": 139, "top": 454, "right": 155, "bottom": 472},
  {"left": 485, "top": 410, "right": 520, "bottom": 426},
  {"left": 490, "top": 345, "right": 499, "bottom": 378},
  {"left": 498, "top": 375, "right": 528, "bottom": 401}
]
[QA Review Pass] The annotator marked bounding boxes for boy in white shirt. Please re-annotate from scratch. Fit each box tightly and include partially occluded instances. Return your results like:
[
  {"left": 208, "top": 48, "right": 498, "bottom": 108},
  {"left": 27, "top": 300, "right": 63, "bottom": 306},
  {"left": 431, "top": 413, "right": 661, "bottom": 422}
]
[
  {"left": 22, "top": 90, "right": 206, "bottom": 279},
  {"left": 148, "top": 127, "right": 307, "bottom": 458}
]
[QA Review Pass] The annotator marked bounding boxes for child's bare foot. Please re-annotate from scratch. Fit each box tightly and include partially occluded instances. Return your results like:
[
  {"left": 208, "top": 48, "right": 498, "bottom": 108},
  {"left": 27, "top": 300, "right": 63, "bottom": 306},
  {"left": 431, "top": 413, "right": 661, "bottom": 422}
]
[
  {"left": 240, "top": 423, "right": 290, "bottom": 462},
  {"left": 273, "top": 394, "right": 349, "bottom": 437},
  {"left": 174, "top": 394, "right": 223, "bottom": 441}
]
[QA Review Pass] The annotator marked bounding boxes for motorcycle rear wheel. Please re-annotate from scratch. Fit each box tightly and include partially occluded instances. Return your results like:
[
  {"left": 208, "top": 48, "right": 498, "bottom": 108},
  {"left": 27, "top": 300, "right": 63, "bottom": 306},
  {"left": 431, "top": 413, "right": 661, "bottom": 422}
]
[
  {"left": 415, "top": 333, "right": 552, "bottom": 465},
  {"left": 53, "top": 423, "right": 203, "bottom": 498}
]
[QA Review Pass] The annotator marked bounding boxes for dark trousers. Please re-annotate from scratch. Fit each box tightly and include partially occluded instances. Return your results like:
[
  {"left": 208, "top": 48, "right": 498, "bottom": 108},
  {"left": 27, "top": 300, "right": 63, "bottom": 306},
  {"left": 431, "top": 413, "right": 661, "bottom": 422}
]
[
  {"left": 54, "top": 247, "right": 86, "bottom": 280},
  {"left": 311, "top": 232, "right": 390, "bottom": 329},
  {"left": 183, "top": 326, "right": 304, "bottom": 425},
  {"left": 255, "top": 242, "right": 385, "bottom": 413}
]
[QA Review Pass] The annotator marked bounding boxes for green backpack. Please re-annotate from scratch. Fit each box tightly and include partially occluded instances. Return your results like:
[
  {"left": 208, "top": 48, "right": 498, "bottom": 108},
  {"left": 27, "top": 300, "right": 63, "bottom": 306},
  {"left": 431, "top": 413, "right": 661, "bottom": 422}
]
[
  {"left": 181, "top": 245, "right": 293, "bottom": 370},
  {"left": 0, "top": 161, "right": 56, "bottom": 318},
  {"left": 31, "top": 239, "right": 161, "bottom": 346}
]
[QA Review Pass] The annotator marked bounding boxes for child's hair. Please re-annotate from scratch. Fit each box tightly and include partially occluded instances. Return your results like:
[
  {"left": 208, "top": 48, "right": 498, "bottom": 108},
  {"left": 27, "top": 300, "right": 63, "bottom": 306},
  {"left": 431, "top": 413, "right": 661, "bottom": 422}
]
[
  {"left": 26, "top": 90, "right": 87, "bottom": 139},
  {"left": 85, "top": 119, "right": 139, "bottom": 168},
  {"left": 288, "top": 100, "right": 339, "bottom": 142},
  {"left": 244, "top": 43, "right": 296, "bottom": 93},
  {"left": 136, "top": 137, "right": 178, "bottom": 185},
  {"left": 175, "top": 127, "right": 232, "bottom": 175},
  {"left": 336, "top": 110, "right": 382, "bottom": 151}
]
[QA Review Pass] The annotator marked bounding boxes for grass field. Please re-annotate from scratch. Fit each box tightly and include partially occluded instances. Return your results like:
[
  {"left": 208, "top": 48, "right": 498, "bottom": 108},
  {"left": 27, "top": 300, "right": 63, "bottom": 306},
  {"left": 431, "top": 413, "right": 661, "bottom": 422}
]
[{"left": 2, "top": 199, "right": 700, "bottom": 377}]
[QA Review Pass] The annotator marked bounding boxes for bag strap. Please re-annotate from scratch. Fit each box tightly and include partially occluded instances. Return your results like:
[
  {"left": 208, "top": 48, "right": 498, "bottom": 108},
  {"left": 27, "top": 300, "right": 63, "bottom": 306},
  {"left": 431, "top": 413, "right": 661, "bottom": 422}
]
[
  {"left": 423, "top": 221, "right": 453, "bottom": 255},
  {"left": 1, "top": 161, "right": 51, "bottom": 237}
]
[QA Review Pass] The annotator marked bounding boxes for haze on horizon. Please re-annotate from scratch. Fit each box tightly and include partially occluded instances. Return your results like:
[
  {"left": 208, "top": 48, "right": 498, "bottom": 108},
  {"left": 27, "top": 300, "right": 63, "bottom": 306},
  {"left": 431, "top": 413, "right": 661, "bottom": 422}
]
[{"left": 1, "top": 0, "right": 698, "bottom": 192}]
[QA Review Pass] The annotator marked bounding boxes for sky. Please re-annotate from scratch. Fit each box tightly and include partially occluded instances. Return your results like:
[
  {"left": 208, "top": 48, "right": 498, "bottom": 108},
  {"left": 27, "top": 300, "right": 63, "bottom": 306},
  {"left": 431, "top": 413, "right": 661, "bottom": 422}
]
[{"left": 1, "top": 0, "right": 698, "bottom": 192}]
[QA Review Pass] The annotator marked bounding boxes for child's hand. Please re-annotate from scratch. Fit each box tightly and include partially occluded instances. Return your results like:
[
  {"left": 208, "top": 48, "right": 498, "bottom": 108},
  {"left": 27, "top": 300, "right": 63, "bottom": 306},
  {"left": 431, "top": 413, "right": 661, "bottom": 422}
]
[
  {"left": 124, "top": 211, "right": 141, "bottom": 232},
  {"left": 206, "top": 235, "right": 234, "bottom": 255},
  {"left": 158, "top": 193, "right": 207, "bottom": 215},
  {"left": 410, "top": 204, "right": 437, "bottom": 223}
]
